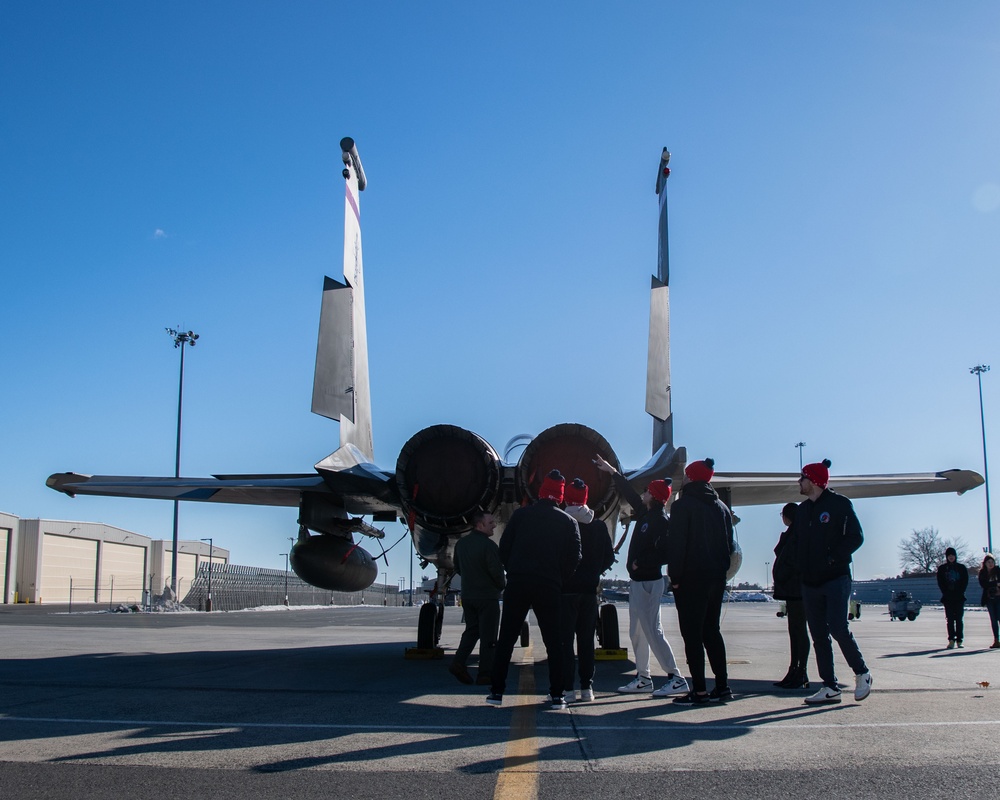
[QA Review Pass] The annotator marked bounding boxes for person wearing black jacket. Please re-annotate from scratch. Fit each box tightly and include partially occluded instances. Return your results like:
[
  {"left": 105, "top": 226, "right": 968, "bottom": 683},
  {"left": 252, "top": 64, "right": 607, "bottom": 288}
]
[
  {"left": 486, "top": 470, "right": 582, "bottom": 709},
  {"left": 978, "top": 554, "right": 1000, "bottom": 648},
  {"left": 593, "top": 454, "right": 689, "bottom": 698},
  {"left": 794, "top": 459, "right": 872, "bottom": 705},
  {"left": 771, "top": 502, "right": 810, "bottom": 688},
  {"left": 560, "top": 478, "right": 615, "bottom": 702},
  {"left": 666, "top": 458, "right": 735, "bottom": 705},
  {"left": 936, "top": 546, "right": 969, "bottom": 649}
]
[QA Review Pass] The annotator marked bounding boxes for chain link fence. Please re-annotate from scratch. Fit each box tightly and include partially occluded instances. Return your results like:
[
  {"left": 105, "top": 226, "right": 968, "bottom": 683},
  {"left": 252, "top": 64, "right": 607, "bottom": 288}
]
[{"left": 180, "top": 563, "right": 405, "bottom": 611}]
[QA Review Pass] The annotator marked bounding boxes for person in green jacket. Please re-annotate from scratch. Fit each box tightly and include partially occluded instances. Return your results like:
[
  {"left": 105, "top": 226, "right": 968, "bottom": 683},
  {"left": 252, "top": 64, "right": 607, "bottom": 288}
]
[{"left": 450, "top": 510, "right": 506, "bottom": 685}]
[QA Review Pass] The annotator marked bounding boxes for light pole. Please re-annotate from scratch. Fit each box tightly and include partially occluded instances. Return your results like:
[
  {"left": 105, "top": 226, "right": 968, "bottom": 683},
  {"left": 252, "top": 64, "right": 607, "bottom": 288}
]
[
  {"left": 382, "top": 571, "right": 388, "bottom": 606},
  {"left": 764, "top": 561, "right": 770, "bottom": 593},
  {"left": 971, "top": 365, "right": 993, "bottom": 554},
  {"left": 794, "top": 442, "right": 806, "bottom": 470},
  {"left": 281, "top": 552, "right": 289, "bottom": 607},
  {"left": 200, "top": 537, "right": 213, "bottom": 612},
  {"left": 166, "top": 328, "right": 199, "bottom": 598}
]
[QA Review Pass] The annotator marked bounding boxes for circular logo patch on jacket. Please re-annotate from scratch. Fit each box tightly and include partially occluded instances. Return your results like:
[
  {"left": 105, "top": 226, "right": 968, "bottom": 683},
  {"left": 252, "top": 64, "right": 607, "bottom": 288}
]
[{"left": 819, "top": 512, "right": 831, "bottom": 523}]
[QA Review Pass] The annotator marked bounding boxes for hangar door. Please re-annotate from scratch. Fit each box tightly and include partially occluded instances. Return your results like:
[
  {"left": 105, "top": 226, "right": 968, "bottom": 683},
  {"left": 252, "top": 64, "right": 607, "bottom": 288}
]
[
  {"left": 41, "top": 534, "right": 98, "bottom": 603},
  {"left": 98, "top": 542, "right": 146, "bottom": 605},
  {"left": 1, "top": 527, "right": 9, "bottom": 602},
  {"left": 164, "top": 550, "right": 198, "bottom": 599}
]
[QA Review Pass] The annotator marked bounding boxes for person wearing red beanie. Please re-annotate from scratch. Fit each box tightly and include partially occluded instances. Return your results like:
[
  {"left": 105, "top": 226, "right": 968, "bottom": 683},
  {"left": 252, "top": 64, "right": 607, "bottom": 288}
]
[
  {"left": 666, "top": 458, "right": 734, "bottom": 704},
  {"left": 794, "top": 458, "right": 873, "bottom": 705},
  {"left": 560, "top": 478, "right": 615, "bottom": 702},
  {"left": 593, "top": 454, "right": 689, "bottom": 699},
  {"left": 487, "top": 470, "right": 582, "bottom": 709},
  {"left": 684, "top": 459, "right": 715, "bottom": 484}
]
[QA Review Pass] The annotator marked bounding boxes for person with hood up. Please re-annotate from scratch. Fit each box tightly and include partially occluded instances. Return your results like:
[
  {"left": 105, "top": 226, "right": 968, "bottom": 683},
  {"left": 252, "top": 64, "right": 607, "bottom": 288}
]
[
  {"left": 559, "top": 478, "right": 615, "bottom": 702},
  {"left": 936, "top": 546, "right": 969, "bottom": 649},
  {"left": 794, "top": 459, "right": 872, "bottom": 705},
  {"left": 771, "top": 502, "right": 810, "bottom": 689},
  {"left": 593, "top": 454, "right": 689, "bottom": 699},
  {"left": 666, "top": 458, "right": 735, "bottom": 705},
  {"left": 486, "top": 470, "right": 582, "bottom": 709}
]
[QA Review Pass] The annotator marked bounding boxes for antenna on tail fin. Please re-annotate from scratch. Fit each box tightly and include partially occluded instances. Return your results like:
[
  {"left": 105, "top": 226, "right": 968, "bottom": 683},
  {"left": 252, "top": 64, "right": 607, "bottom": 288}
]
[
  {"left": 311, "top": 138, "right": 374, "bottom": 462},
  {"left": 646, "top": 147, "right": 672, "bottom": 455}
]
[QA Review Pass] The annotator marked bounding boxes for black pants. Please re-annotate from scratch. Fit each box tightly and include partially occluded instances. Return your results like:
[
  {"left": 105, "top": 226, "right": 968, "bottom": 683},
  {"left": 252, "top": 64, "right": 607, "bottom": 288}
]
[
  {"left": 560, "top": 592, "right": 600, "bottom": 691},
  {"left": 942, "top": 598, "right": 965, "bottom": 641},
  {"left": 673, "top": 576, "right": 727, "bottom": 693},
  {"left": 454, "top": 597, "right": 501, "bottom": 675},
  {"left": 491, "top": 580, "right": 564, "bottom": 698},
  {"left": 785, "top": 597, "right": 810, "bottom": 673}
]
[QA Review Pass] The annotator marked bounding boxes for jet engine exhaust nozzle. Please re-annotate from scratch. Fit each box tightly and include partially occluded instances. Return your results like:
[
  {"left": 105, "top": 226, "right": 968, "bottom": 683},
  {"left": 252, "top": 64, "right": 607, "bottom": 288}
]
[{"left": 395, "top": 424, "right": 502, "bottom": 533}]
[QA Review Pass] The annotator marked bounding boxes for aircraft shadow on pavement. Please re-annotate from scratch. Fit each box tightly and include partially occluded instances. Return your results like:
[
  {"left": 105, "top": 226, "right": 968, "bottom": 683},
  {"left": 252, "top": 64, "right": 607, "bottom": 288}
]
[{"left": 0, "top": 642, "right": 863, "bottom": 774}]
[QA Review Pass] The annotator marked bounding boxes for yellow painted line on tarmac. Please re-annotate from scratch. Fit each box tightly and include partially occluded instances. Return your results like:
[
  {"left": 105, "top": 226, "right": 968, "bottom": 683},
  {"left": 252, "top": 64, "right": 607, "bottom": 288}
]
[{"left": 493, "top": 644, "right": 539, "bottom": 800}]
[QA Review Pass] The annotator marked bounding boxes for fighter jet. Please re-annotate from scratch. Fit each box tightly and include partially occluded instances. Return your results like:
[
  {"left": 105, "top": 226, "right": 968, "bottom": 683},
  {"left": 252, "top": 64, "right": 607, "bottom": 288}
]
[{"left": 47, "top": 139, "right": 984, "bottom": 647}]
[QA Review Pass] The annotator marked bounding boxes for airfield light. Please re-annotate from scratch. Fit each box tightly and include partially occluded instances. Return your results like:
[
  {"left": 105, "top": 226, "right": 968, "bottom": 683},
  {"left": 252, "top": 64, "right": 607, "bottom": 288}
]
[
  {"left": 200, "top": 537, "right": 213, "bottom": 612},
  {"left": 281, "top": 552, "right": 289, "bottom": 606},
  {"left": 764, "top": 561, "right": 770, "bottom": 593},
  {"left": 794, "top": 442, "right": 806, "bottom": 470},
  {"left": 382, "top": 571, "right": 388, "bottom": 606},
  {"left": 971, "top": 365, "right": 992, "bottom": 554},
  {"left": 165, "top": 327, "right": 199, "bottom": 599}
]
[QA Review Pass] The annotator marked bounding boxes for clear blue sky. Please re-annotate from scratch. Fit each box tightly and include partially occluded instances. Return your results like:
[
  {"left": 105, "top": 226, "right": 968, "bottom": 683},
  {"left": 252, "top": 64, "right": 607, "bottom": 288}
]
[{"left": 3, "top": 2, "right": 999, "bottom": 588}]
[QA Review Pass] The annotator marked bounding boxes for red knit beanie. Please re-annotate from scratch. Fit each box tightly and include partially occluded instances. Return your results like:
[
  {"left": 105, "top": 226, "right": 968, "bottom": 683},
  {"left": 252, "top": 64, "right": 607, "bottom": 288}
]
[
  {"left": 538, "top": 469, "right": 566, "bottom": 503},
  {"left": 565, "top": 477, "right": 588, "bottom": 506},
  {"left": 684, "top": 458, "right": 715, "bottom": 483},
  {"left": 647, "top": 479, "right": 672, "bottom": 504},
  {"left": 801, "top": 459, "right": 832, "bottom": 489}
]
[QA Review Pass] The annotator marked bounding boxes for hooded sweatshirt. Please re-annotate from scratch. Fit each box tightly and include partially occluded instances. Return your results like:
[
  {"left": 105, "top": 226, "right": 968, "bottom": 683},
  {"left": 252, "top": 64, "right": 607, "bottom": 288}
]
[{"left": 562, "top": 504, "right": 615, "bottom": 593}]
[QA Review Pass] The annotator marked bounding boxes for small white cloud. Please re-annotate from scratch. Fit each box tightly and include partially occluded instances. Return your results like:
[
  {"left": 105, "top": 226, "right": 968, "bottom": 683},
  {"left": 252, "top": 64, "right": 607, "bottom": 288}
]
[
  {"left": 153, "top": 228, "right": 167, "bottom": 239},
  {"left": 972, "top": 183, "right": 1000, "bottom": 213}
]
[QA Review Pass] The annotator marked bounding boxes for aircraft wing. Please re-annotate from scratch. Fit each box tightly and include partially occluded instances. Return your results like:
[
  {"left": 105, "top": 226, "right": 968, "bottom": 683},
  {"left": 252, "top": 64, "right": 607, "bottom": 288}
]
[
  {"left": 46, "top": 466, "right": 400, "bottom": 517},
  {"left": 713, "top": 469, "right": 984, "bottom": 508},
  {"left": 47, "top": 472, "right": 329, "bottom": 506}
]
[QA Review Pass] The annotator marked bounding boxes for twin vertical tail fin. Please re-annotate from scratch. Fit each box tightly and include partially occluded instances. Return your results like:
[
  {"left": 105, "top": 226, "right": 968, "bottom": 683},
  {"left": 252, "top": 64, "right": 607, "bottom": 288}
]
[
  {"left": 311, "top": 137, "right": 375, "bottom": 463},
  {"left": 646, "top": 147, "right": 673, "bottom": 456}
]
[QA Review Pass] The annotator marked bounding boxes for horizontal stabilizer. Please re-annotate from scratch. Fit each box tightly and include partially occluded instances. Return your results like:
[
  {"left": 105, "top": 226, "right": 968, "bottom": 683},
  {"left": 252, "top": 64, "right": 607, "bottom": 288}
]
[
  {"left": 625, "top": 443, "right": 687, "bottom": 489},
  {"left": 713, "top": 468, "right": 984, "bottom": 508}
]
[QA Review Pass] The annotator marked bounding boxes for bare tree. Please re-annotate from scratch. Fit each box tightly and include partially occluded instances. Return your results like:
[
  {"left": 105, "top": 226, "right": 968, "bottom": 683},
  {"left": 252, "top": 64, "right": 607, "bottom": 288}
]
[{"left": 898, "top": 527, "right": 977, "bottom": 573}]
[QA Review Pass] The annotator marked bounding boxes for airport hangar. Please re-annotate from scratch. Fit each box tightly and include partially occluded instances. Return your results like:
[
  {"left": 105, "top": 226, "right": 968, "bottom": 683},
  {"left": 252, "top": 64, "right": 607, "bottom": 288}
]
[{"left": 0, "top": 511, "right": 228, "bottom": 605}]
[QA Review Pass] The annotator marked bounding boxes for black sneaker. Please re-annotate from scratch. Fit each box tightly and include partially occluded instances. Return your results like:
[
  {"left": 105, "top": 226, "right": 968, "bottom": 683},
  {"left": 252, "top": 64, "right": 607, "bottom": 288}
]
[
  {"left": 485, "top": 693, "right": 503, "bottom": 706},
  {"left": 548, "top": 694, "right": 567, "bottom": 710},
  {"left": 672, "top": 691, "right": 710, "bottom": 705},
  {"left": 708, "top": 685, "right": 733, "bottom": 702}
]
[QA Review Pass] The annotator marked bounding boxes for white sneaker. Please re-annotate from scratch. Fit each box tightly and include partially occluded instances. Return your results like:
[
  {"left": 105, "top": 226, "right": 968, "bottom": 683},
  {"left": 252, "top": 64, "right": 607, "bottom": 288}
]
[
  {"left": 579, "top": 688, "right": 594, "bottom": 702},
  {"left": 652, "top": 675, "right": 690, "bottom": 697},
  {"left": 804, "top": 686, "right": 842, "bottom": 705},
  {"left": 617, "top": 676, "right": 653, "bottom": 693},
  {"left": 854, "top": 671, "right": 873, "bottom": 701},
  {"left": 564, "top": 690, "right": 576, "bottom": 703}
]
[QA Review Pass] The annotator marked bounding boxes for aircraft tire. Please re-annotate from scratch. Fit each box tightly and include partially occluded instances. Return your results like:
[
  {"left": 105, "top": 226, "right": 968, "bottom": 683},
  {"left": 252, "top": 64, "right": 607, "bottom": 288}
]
[
  {"left": 599, "top": 603, "right": 620, "bottom": 650},
  {"left": 435, "top": 602, "right": 445, "bottom": 644},
  {"left": 417, "top": 602, "right": 438, "bottom": 649}
]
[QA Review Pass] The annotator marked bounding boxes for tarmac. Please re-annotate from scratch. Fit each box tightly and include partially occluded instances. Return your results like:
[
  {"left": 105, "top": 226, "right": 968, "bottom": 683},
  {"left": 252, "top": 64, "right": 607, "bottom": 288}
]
[{"left": 1, "top": 600, "right": 998, "bottom": 799}]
